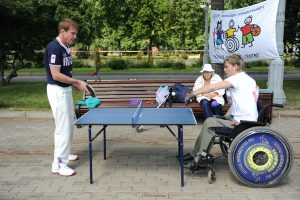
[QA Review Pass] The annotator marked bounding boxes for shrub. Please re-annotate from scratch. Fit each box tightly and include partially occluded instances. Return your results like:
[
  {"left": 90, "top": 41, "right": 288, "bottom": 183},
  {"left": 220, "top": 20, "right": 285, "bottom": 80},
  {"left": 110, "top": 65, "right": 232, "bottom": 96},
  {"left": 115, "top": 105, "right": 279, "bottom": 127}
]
[
  {"left": 172, "top": 62, "right": 186, "bottom": 69},
  {"left": 136, "top": 51, "right": 143, "bottom": 60},
  {"left": 106, "top": 59, "right": 127, "bottom": 70},
  {"left": 246, "top": 60, "right": 268, "bottom": 68},
  {"left": 131, "top": 61, "right": 153, "bottom": 68},
  {"left": 156, "top": 61, "right": 173, "bottom": 68},
  {"left": 72, "top": 59, "right": 93, "bottom": 68},
  {"left": 191, "top": 59, "right": 204, "bottom": 68},
  {"left": 293, "top": 58, "right": 300, "bottom": 68},
  {"left": 180, "top": 53, "right": 188, "bottom": 60}
]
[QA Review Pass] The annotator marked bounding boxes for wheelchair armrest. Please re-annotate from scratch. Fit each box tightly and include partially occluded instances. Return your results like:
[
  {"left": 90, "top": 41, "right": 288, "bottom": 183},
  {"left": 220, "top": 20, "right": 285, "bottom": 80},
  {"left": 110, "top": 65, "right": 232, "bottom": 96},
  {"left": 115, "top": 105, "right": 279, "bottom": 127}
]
[
  {"left": 215, "top": 127, "right": 234, "bottom": 135},
  {"left": 239, "top": 120, "right": 266, "bottom": 126},
  {"left": 213, "top": 115, "right": 234, "bottom": 120},
  {"left": 213, "top": 115, "right": 226, "bottom": 119}
]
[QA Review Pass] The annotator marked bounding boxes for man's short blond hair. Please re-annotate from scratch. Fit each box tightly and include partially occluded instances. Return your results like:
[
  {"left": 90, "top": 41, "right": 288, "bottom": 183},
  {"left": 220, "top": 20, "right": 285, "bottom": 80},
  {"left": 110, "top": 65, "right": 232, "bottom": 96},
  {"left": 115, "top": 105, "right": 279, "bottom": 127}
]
[
  {"left": 58, "top": 18, "right": 79, "bottom": 33},
  {"left": 223, "top": 54, "right": 245, "bottom": 72}
]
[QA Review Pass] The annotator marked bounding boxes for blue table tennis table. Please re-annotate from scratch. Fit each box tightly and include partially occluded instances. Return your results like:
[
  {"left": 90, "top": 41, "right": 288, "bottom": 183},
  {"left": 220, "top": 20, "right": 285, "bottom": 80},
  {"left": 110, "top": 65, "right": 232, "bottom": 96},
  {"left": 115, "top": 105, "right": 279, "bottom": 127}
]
[{"left": 74, "top": 102, "right": 197, "bottom": 187}]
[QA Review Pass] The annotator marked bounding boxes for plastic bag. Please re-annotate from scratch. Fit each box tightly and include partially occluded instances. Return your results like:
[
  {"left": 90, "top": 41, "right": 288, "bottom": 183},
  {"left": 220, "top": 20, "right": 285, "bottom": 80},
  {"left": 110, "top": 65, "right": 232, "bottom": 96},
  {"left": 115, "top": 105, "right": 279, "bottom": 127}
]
[{"left": 155, "top": 85, "right": 169, "bottom": 106}]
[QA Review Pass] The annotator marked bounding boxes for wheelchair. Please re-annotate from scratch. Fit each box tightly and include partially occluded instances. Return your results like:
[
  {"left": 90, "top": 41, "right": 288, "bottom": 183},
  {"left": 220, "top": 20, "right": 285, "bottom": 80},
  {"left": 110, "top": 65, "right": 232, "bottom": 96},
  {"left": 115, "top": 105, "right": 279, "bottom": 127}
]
[{"left": 188, "top": 103, "right": 294, "bottom": 187}]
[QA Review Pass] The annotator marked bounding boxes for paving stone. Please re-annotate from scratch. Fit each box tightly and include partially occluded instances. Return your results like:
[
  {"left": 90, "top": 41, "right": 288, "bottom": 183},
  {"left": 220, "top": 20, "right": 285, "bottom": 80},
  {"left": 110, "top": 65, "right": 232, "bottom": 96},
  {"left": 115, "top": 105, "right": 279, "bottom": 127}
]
[{"left": 0, "top": 113, "right": 299, "bottom": 199}]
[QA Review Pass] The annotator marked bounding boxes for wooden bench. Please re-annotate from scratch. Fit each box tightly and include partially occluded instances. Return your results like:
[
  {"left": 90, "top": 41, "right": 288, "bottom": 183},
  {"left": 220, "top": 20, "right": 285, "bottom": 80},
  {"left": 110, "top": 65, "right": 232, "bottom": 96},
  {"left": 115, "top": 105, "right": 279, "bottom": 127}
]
[{"left": 75, "top": 79, "right": 274, "bottom": 121}]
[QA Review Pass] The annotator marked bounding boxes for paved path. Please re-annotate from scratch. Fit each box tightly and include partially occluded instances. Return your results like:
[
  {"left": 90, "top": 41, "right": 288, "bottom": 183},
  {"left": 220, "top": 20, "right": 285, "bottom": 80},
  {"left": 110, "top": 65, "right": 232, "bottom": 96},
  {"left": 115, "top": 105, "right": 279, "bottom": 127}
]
[{"left": 0, "top": 112, "right": 299, "bottom": 200}]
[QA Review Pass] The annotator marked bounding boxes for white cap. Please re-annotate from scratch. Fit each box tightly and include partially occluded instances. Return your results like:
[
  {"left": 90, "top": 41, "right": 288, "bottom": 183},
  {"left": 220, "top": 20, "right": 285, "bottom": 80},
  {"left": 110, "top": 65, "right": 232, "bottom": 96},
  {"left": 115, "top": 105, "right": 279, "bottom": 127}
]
[{"left": 200, "top": 64, "right": 215, "bottom": 73}]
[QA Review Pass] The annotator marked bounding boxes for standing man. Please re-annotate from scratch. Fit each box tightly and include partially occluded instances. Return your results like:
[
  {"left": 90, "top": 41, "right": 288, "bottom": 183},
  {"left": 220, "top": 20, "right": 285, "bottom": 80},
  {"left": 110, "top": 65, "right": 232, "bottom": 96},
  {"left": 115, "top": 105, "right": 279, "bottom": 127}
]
[{"left": 44, "top": 18, "right": 87, "bottom": 176}]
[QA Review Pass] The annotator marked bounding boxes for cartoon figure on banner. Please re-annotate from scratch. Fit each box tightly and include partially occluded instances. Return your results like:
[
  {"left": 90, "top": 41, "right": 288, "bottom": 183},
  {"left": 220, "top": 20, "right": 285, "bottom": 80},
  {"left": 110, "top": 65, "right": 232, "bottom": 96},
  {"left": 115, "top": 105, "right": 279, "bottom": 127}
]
[
  {"left": 239, "top": 15, "right": 261, "bottom": 48},
  {"left": 225, "top": 19, "right": 239, "bottom": 53},
  {"left": 213, "top": 21, "right": 225, "bottom": 50}
]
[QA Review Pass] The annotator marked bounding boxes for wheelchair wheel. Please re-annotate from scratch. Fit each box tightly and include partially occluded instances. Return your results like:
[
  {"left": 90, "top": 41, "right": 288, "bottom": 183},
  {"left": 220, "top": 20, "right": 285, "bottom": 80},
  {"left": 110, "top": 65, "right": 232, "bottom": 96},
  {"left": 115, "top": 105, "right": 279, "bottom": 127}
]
[{"left": 228, "top": 127, "right": 293, "bottom": 187}]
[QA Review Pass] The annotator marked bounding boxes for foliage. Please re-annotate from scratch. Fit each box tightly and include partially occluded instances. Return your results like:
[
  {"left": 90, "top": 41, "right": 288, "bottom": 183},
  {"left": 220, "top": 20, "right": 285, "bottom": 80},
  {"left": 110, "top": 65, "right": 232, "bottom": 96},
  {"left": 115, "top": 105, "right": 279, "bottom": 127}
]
[
  {"left": 284, "top": 0, "right": 300, "bottom": 64},
  {"left": 169, "top": 0, "right": 204, "bottom": 50},
  {"left": 292, "top": 58, "right": 300, "bottom": 68},
  {"left": 224, "top": 0, "right": 263, "bottom": 9},
  {"left": 156, "top": 60, "right": 185, "bottom": 69},
  {"left": 246, "top": 60, "right": 269, "bottom": 68},
  {"left": 172, "top": 61, "right": 186, "bottom": 70},
  {"left": 128, "top": 61, "right": 153, "bottom": 69},
  {"left": 72, "top": 59, "right": 93, "bottom": 68},
  {"left": 0, "top": 0, "right": 298, "bottom": 85},
  {"left": 0, "top": 0, "right": 57, "bottom": 85},
  {"left": 0, "top": 0, "right": 103, "bottom": 85},
  {"left": 106, "top": 59, "right": 128, "bottom": 70},
  {"left": 156, "top": 60, "right": 174, "bottom": 68},
  {"left": 99, "top": 0, "right": 131, "bottom": 50},
  {"left": 55, "top": 0, "right": 103, "bottom": 46}
]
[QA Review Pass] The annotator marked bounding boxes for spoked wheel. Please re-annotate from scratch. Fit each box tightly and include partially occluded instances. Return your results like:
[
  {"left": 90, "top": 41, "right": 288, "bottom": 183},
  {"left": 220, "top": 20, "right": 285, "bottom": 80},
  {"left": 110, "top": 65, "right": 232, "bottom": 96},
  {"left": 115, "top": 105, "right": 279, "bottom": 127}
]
[
  {"left": 208, "top": 169, "right": 216, "bottom": 184},
  {"left": 228, "top": 127, "right": 293, "bottom": 187}
]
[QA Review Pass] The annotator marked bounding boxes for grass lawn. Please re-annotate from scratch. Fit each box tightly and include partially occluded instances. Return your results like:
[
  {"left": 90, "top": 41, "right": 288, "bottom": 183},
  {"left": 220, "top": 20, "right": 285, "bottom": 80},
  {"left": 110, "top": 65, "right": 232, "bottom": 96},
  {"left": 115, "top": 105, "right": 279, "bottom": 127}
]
[
  {"left": 0, "top": 81, "right": 299, "bottom": 111},
  {"left": 0, "top": 82, "right": 82, "bottom": 111}
]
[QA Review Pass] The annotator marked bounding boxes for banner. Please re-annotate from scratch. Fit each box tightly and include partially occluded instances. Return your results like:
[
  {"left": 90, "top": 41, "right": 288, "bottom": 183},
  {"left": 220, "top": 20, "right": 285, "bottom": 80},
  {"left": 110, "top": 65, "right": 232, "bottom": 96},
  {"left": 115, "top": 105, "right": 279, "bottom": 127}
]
[{"left": 209, "top": 0, "right": 279, "bottom": 63}]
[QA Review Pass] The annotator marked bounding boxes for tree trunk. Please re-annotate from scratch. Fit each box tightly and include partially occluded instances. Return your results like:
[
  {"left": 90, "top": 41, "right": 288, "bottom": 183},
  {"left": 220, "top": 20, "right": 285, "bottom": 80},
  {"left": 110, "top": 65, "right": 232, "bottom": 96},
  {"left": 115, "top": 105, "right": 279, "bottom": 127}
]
[
  {"left": 117, "top": 40, "right": 122, "bottom": 57},
  {"left": 181, "top": 30, "right": 186, "bottom": 51},
  {"left": 95, "top": 48, "right": 101, "bottom": 80},
  {"left": 147, "top": 40, "right": 153, "bottom": 65},
  {"left": 5, "top": 69, "right": 18, "bottom": 85},
  {"left": 0, "top": 54, "right": 7, "bottom": 86}
]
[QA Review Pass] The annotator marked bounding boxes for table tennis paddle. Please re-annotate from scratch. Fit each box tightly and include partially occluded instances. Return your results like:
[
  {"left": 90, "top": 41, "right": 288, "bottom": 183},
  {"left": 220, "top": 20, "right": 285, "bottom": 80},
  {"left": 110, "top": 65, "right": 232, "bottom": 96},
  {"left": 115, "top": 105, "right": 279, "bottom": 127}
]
[{"left": 86, "top": 84, "right": 96, "bottom": 97}]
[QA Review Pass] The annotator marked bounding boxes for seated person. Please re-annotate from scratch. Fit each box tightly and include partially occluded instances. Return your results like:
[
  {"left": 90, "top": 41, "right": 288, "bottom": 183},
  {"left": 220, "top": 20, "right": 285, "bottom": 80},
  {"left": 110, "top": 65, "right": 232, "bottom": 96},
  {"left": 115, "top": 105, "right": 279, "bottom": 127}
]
[
  {"left": 184, "top": 54, "right": 259, "bottom": 170},
  {"left": 193, "top": 64, "right": 225, "bottom": 120}
]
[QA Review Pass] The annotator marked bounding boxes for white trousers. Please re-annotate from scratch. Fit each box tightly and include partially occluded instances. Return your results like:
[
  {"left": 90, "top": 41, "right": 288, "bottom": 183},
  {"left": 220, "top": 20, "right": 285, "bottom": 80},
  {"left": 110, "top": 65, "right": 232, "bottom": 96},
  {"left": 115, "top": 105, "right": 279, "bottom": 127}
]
[{"left": 47, "top": 84, "right": 74, "bottom": 165}]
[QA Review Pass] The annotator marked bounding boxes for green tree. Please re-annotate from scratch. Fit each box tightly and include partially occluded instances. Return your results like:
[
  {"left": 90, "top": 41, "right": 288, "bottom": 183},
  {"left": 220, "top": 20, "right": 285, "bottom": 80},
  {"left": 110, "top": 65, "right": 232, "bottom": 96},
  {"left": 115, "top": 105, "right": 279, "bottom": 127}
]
[
  {"left": 169, "top": 0, "right": 204, "bottom": 51},
  {"left": 128, "top": 0, "right": 171, "bottom": 64},
  {"left": 284, "top": 0, "right": 300, "bottom": 63},
  {"left": 0, "top": 0, "right": 57, "bottom": 85},
  {"left": 0, "top": 0, "right": 104, "bottom": 85},
  {"left": 100, "top": 0, "right": 131, "bottom": 51},
  {"left": 224, "top": 0, "right": 263, "bottom": 9},
  {"left": 55, "top": 0, "right": 103, "bottom": 46}
]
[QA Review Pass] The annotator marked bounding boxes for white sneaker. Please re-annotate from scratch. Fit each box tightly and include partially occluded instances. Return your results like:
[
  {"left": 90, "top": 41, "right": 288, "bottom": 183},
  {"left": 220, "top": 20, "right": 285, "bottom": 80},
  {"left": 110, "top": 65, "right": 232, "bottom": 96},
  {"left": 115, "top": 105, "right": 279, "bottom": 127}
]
[
  {"left": 68, "top": 154, "right": 79, "bottom": 161},
  {"left": 52, "top": 164, "right": 76, "bottom": 176}
]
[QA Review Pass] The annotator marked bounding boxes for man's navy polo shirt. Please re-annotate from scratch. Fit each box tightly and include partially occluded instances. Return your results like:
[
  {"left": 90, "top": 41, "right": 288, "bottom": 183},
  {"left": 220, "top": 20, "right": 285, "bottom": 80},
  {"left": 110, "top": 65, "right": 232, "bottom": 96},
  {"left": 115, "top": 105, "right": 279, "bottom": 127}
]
[{"left": 44, "top": 38, "right": 73, "bottom": 87}]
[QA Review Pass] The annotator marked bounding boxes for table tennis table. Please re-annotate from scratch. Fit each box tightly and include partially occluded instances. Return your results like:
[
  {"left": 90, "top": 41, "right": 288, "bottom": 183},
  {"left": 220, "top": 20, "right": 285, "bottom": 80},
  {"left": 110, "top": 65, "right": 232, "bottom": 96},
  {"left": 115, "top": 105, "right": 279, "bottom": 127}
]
[{"left": 74, "top": 101, "right": 197, "bottom": 187}]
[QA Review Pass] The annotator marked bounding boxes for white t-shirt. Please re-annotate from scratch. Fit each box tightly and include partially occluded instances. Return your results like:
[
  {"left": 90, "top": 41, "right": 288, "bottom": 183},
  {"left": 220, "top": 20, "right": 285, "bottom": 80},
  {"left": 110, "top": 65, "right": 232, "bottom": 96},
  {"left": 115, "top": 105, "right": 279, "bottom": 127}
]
[{"left": 225, "top": 72, "right": 258, "bottom": 122}]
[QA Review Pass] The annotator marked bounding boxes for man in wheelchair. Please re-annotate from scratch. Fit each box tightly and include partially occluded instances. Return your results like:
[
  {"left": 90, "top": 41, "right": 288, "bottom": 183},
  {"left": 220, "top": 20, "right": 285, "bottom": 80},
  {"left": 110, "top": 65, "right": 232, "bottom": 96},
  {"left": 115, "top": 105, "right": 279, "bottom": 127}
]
[
  {"left": 184, "top": 54, "right": 293, "bottom": 187},
  {"left": 184, "top": 54, "right": 259, "bottom": 170}
]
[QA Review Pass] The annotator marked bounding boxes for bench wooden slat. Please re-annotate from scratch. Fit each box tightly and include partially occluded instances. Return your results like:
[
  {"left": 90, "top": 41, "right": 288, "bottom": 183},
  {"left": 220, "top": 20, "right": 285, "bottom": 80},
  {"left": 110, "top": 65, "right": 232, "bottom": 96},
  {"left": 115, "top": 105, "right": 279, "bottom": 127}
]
[{"left": 75, "top": 79, "right": 274, "bottom": 120}]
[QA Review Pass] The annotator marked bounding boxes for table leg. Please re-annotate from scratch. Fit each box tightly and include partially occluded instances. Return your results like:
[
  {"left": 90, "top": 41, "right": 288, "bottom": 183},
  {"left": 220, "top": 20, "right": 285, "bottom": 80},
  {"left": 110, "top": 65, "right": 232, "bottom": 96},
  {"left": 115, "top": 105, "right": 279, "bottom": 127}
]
[
  {"left": 88, "top": 125, "right": 93, "bottom": 184},
  {"left": 103, "top": 125, "right": 107, "bottom": 160},
  {"left": 178, "top": 125, "right": 184, "bottom": 187}
]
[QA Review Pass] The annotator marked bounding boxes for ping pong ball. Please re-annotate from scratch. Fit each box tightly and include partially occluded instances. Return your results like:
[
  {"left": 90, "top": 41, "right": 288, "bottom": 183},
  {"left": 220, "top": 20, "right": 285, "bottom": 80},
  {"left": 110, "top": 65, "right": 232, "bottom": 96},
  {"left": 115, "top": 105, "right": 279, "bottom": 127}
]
[{"left": 172, "top": 92, "right": 176, "bottom": 96}]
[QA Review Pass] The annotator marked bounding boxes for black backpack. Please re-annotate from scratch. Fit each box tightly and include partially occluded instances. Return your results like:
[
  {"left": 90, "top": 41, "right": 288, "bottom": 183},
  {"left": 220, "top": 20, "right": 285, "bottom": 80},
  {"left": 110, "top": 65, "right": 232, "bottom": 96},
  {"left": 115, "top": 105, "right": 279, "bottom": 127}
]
[{"left": 168, "top": 83, "right": 190, "bottom": 103}]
